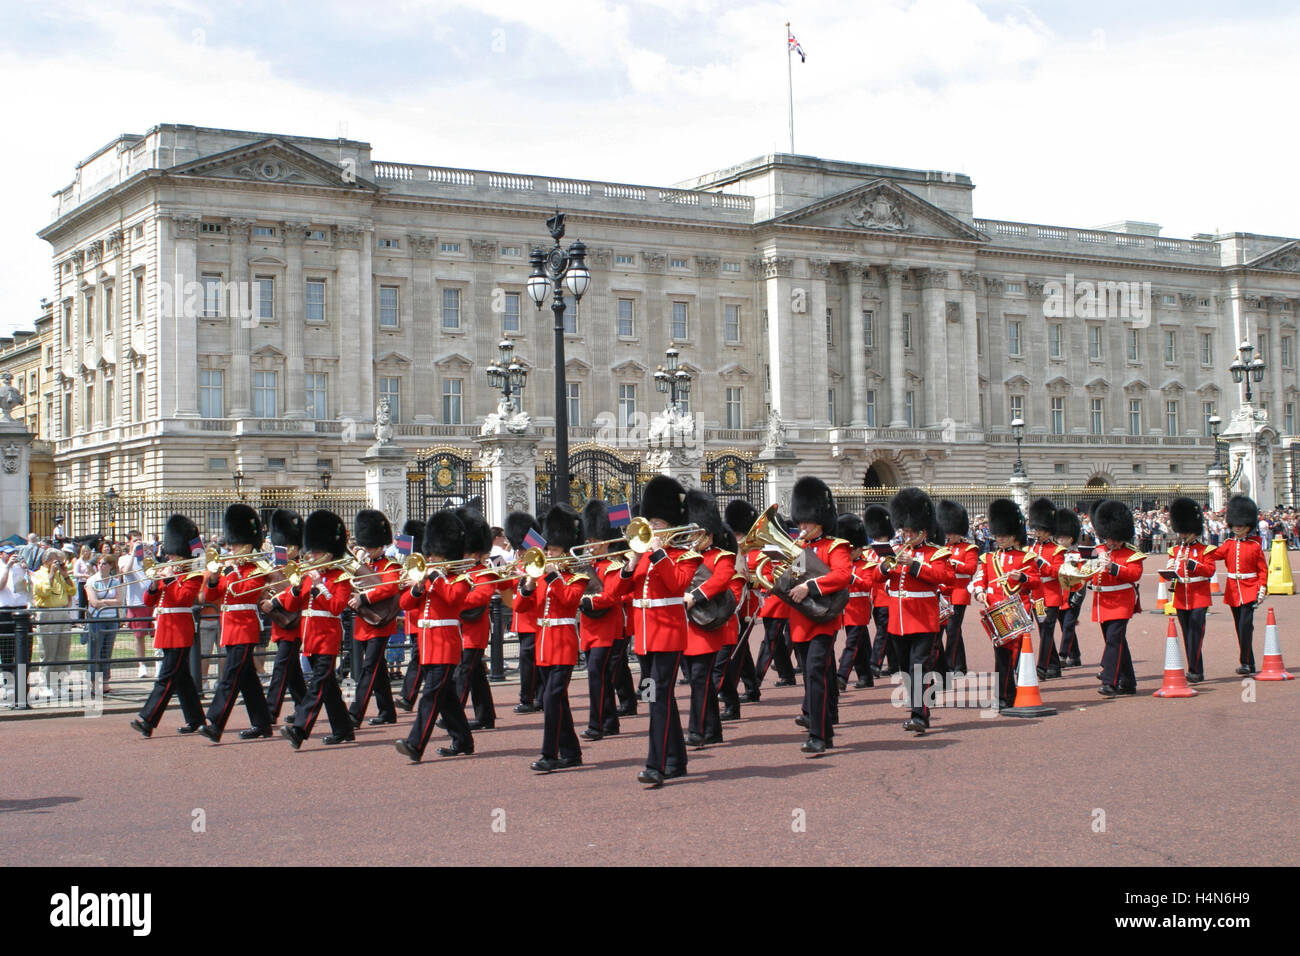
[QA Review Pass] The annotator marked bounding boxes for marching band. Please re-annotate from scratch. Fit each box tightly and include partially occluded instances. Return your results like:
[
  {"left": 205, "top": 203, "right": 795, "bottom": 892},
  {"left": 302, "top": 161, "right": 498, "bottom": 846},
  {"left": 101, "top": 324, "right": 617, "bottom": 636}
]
[{"left": 121, "top": 483, "right": 1281, "bottom": 785}]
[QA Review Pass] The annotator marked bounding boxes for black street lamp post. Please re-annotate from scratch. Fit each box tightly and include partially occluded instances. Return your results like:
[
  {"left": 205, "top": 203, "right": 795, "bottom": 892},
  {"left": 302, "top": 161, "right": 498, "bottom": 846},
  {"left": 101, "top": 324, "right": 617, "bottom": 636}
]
[
  {"left": 1229, "top": 340, "right": 1267, "bottom": 405},
  {"left": 485, "top": 338, "right": 528, "bottom": 412},
  {"left": 1010, "top": 417, "right": 1026, "bottom": 477},
  {"left": 654, "top": 343, "right": 693, "bottom": 413},
  {"left": 1209, "top": 414, "right": 1223, "bottom": 466},
  {"left": 233, "top": 469, "right": 245, "bottom": 498},
  {"left": 319, "top": 469, "right": 332, "bottom": 491},
  {"left": 527, "top": 212, "right": 590, "bottom": 507},
  {"left": 104, "top": 486, "right": 119, "bottom": 542}
]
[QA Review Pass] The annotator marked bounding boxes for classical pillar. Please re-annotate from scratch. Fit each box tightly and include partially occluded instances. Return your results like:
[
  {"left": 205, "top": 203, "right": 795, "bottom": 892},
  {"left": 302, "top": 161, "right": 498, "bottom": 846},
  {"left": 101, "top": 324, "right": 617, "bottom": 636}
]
[
  {"left": 475, "top": 431, "right": 539, "bottom": 525},
  {"left": 334, "top": 224, "right": 364, "bottom": 420},
  {"left": 842, "top": 261, "right": 867, "bottom": 425},
  {"left": 227, "top": 218, "right": 253, "bottom": 417},
  {"left": 762, "top": 255, "right": 797, "bottom": 421},
  {"left": 756, "top": 447, "right": 801, "bottom": 514},
  {"left": 920, "top": 268, "right": 948, "bottom": 427},
  {"left": 169, "top": 215, "right": 199, "bottom": 417},
  {"left": 355, "top": 224, "right": 376, "bottom": 423},
  {"left": 408, "top": 234, "right": 437, "bottom": 423},
  {"left": 1228, "top": 278, "right": 1250, "bottom": 409},
  {"left": 1267, "top": 299, "right": 1283, "bottom": 426},
  {"left": 885, "top": 266, "right": 907, "bottom": 427},
  {"left": 0, "top": 406, "right": 33, "bottom": 539},
  {"left": 282, "top": 221, "right": 309, "bottom": 419},
  {"left": 359, "top": 440, "right": 409, "bottom": 534},
  {"left": 808, "top": 258, "right": 831, "bottom": 425},
  {"left": 960, "top": 270, "right": 981, "bottom": 429},
  {"left": 1008, "top": 473, "right": 1031, "bottom": 513},
  {"left": 1207, "top": 462, "right": 1228, "bottom": 513}
]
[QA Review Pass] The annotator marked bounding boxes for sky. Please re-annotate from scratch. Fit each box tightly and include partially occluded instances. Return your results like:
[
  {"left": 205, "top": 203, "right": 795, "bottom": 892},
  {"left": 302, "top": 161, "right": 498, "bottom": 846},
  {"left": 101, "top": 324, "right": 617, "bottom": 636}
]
[{"left": 1, "top": 0, "right": 1298, "bottom": 336}]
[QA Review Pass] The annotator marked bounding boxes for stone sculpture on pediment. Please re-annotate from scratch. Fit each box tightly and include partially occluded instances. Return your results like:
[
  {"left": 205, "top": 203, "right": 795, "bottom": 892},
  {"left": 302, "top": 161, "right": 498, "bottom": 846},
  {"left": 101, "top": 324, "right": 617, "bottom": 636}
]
[{"left": 844, "top": 191, "right": 909, "bottom": 232}]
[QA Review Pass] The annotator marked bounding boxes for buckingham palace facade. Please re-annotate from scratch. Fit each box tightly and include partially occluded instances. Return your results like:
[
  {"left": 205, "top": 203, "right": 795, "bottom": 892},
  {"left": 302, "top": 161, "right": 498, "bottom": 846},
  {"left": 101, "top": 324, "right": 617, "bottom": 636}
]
[{"left": 26, "top": 123, "right": 1300, "bottom": 499}]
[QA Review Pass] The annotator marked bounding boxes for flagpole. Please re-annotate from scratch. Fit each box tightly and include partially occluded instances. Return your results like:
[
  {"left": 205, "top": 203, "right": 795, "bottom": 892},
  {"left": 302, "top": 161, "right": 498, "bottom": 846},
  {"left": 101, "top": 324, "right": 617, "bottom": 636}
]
[{"left": 786, "top": 22, "right": 795, "bottom": 153}]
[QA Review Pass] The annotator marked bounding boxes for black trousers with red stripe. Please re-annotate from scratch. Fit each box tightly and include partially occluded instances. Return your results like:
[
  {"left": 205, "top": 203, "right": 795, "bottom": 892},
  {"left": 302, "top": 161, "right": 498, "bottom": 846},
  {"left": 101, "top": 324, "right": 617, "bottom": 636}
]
[
  {"left": 584, "top": 645, "right": 619, "bottom": 733},
  {"left": 610, "top": 636, "right": 637, "bottom": 710},
  {"left": 1058, "top": 592, "right": 1084, "bottom": 661},
  {"left": 1229, "top": 604, "right": 1257, "bottom": 671},
  {"left": 138, "top": 646, "right": 203, "bottom": 730},
  {"left": 1036, "top": 607, "right": 1061, "bottom": 671},
  {"left": 539, "top": 664, "right": 580, "bottom": 760},
  {"left": 643, "top": 650, "right": 686, "bottom": 774},
  {"left": 837, "top": 624, "right": 873, "bottom": 683},
  {"left": 1176, "top": 607, "right": 1208, "bottom": 674},
  {"left": 887, "top": 632, "right": 937, "bottom": 724},
  {"left": 801, "top": 634, "right": 837, "bottom": 743},
  {"left": 292, "top": 654, "right": 353, "bottom": 740},
  {"left": 994, "top": 643, "right": 1018, "bottom": 707},
  {"left": 401, "top": 642, "right": 421, "bottom": 706},
  {"left": 870, "top": 606, "right": 896, "bottom": 672},
  {"left": 267, "top": 638, "right": 305, "bottom": 722},
  {"left": 684, "top": 652, "right": 721, "bottom": 740},
  {"left": 516, "top": 631, "right": 539, "bottom": 706},
  {"left": 756, "top": 617, "right": 794, "bottom": 683},
  {"left": 454, "top": 647, "right": 496, "bottom": 726},
  {"left": 349, "top": 636, "right": 395, "bottom": 723},
  {"left": 204, "top": 643, "right": 270, "bottom": 736},
  {"left": 943, "top": 605, "right": 968, "bottom": 673},
  {"left": 407, "top": 663, "right": 472, "bottom": 757},
  {"left": 1098, "top": 618, "right": 1136, "bottom": 690}
]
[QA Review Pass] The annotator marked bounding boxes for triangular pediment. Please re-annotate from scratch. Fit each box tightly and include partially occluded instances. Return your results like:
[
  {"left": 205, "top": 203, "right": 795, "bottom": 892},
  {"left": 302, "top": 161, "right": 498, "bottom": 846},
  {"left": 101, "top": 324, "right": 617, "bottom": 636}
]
[
  {"left": 769, "top": 179, "right": 986, "bottom": 242},
  {"left": 1004, "top": 374, "right": 1031, "bottom": 389},
  {"left": 717, "top": 362, "right": 752, "bottom": 380},
  {"left": 611, "top": 359, "right": 648, "bottom": 375},
  {"left": 1044, "top": 375, "right": 1071, "bottom": 391},
  {"left": 1246, "top": 240, "right": 1300, "bottom": 273},
  {"left": 375, "top": 350, "right": 411, "bottom": 365},
  {"left": 169, "top": 138, "right": 378, "bottom": 191},
  {"left": 1123, "top": 377, "right": 1150, "bottom": 392},
  {"left": 433, "top": 351, "right": 473, "bottom": 370},
  {"left": 564, "top": 357, "right": 592, "bottom": 373}
]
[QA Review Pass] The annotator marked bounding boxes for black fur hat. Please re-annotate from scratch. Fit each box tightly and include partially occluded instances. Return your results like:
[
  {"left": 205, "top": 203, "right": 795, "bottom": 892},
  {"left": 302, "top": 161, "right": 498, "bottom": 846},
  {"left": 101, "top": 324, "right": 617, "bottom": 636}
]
[
  {"left": 304, "top": 510, "right": 348, "bottom": 559},
  {"left": 162, "top": 514, "right": 199, "bottom": 559},
  {"left": 401, "top": 518, "right": 425, "bottom": 542},
  {"left": 269, "top": 509, "right": 303, "bottom": 550},
  {"left": 836, "top": 513, "right": 867, "bottom": 549},
  {"left": 1054, "top": 508, "right": 1082, "bottom": 543},
  {"left": 863, "top": 504, "right": 894, "bottom": 541},
  {"left": 640, "top": 475, "right": 686, "bottom": 525},
  {"left": 791, "top": 476, "right": 838, "bottom": 532},
  {"left": 987, "top": 498, "right": 1025, "bottom": 538},
  {"left": 1027, "top": 497, "right": 1057, "bottom": 532},
  {"left": 936, "top": 499, "right": 969, "bottom": 538},
  {"left": 889, "top": 487, "right": 934, "bottom": 534},
  {"left": 685, "top": 489, "right": 729, "bottom": 546},
  {"left": 582, "top": 500, "right": 612, "bottom": 543},
  {"left": 724, "top": 499, "right": 759, "bottom": 537},
  {"left": 456, "top": 507, "right": 492, "bottom": 556},
  {"left": 223, "top": 503, "right": 263, "bottom": 548},
  {"left": 1168, "top": 497, "right": 1204, "bottom": 536},
  {"left": 1226, "top": 495, "right": 1258, "bottom": 528},
  {"left": 1093, "top": 500, "right": 1134, "bottom": 543},
  {"left": 354, "top": 509, "right": 393, "bottom": 549},
  {"left": 543, "top": 504, "right": 582, "bottom": 553},
  {"left": 504, "top": 511, "right": 539, "bottom": 550},
  {"left": 423, "top": 511, "right": 465, "bottom": 561}
]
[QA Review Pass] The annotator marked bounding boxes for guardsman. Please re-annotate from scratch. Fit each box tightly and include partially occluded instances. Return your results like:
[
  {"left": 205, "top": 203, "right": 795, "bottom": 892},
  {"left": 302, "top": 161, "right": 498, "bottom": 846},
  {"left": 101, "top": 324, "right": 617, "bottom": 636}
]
[
  {"left": 936, "top": 500, "right": 977, "bottom": 677},
  {"left": 577, "top": 500, "right": 625, "bottom": 740},
  {"left": 503, "top": 511, "right": 543, "bottom": 713},
  {"left": 517, "top": 505, "right": 587, "bottom": 772},
  {"left": 718, "top": 499, "right": 761, "bottom": 709},
  {"left": 609, "top": 475, "right": 701, "bottom": 788},
  {"left": 452, "top": 508, "right": 498, "bottom": 730},
  {"left": 131, "top": 514, "right": 205, "bottom": 737},
  {"left": 198, "top": 504, "right": 272, "bottom": 742},
  {"left": 781, "top": 477, "right": 852, "bottom": 755},
  {"left": 1165, "top": 497, "right": 1215, "bottom": 683},
  {"left": 260, "top": 509, "right": 306, "bottom": 726},
  {"left": 970, "top": 499, "right": 1041, "bottom": 711},
  {"left": 681, "top": 489, "right": 737, "bottom": 749},
  {"left": 1025, "top": 497, "right": 1066, "bottom": 680},
  {"left": 834, "top": 514, "right": 874, "bottom": 691},
  {"left": 394, "top": 512, "right": 474, "bottom": 762},
  {"left": 751, "top": 511, "right": 797, "bottom": 691},
  {"left": 1088, "top": 500, "right": 1145, "bottom": 697},
  {"left": 1053, "top": 509, "right": 1086, "bottom": 667},
  {"left": 862, "top": 505, "right": 896, "bottom": 678},
  {"left": 396, "top": 518, "right": 426, "bottom": 712},
  {"left": 278, "top": 510, "right": 356, "bottom": 747},
  {"left": 1216, "top": 494, "right": 1269, "bottom": 676},
  {"left": 347, "top": 509, "right": 402, "bottom": 728}
]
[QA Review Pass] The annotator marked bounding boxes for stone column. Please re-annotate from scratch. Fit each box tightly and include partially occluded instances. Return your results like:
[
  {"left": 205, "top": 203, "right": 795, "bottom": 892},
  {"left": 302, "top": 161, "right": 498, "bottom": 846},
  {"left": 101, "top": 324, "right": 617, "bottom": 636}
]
[
  {"left": 356, "top": 224, "right": 376, "bottom": 423},
  {"left": 762, "top": 255, "right": 797, "bottom": 421},
  {"left": 408, "top": 234, "right": 437, "bottom": 423},
  {"left": 0, "top": 413, "right": 33, "bottom": 538},
  {"left": 1223, "top": 405, "right": 1278, "bottom": 511},
  {"left": 885, "top": 265, "right": 907, "bottom": 427},
  {"left": 227, "top": 218, "right": 253, "bottom": 417},
  {"left": 842, "top": 262, "right": 867, "bottom": 424},
  {"left": 283, "top": 221, "right": 309, "bottom": 419},
  {"left": 1008, "top": 473, "right": 1031, "bottom": 513},
  {"left": 756, "top": 446, "right": 801, "bottom": 513},
  {"left": 960, "top": 270, "right": 981, "bottom": 429},
  {"left": 1207, "top": 463, "right": 1228, "bottom": 513},
  {"left": 1266, "top": 299, "right": 1283, "bottom": 426},
  {"left": 335, "top": 224, "right": 365, "bottom": 420},
  {"left": 475, "top": 431, "right": 539, "bottom": 525},
  {"left": 808, "top": 258, "right": 831, "bottom": 425},
  {"left": 360, "top": 441, "right": 409, "bottom": 532},
  {"left": 920, "top": 268, "right": 948, "bottom": 427},
  {"left": 169, "top": 215, "right": 200, "bottom": 417}
]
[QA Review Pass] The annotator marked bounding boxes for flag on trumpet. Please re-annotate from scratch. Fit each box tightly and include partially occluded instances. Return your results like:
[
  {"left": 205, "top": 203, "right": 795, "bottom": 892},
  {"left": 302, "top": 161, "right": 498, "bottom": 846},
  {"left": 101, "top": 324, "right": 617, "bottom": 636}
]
[
  {"left": 273, "top": 545, "right": 288, "bottom": 567},
  {"left": 395, "top": 534, "right": 414, "bottom": 556},
  {"left": 189, "top": 536, "right": 204, "bottom": 556},
  {"left": 608, "top": 502, "right": 632, "bottom": 528},
  {"left": 523, "top": 528, "right": 547, "bottom": 551},
  {"left": 133, "top": 542, "right": 145, "bottom": 559}
]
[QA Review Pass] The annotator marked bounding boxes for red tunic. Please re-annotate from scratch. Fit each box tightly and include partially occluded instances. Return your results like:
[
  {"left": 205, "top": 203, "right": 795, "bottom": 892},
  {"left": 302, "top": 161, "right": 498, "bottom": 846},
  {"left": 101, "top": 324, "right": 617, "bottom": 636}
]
[
  {"left": 1027, "top": 540, "right": 1067, "bottom": 609},
  {"left": 580, "top": 556, "right": 626, "bottom": 651},
  {"left": 785, "top": 536, "right": 853, "bottom": 644},
  {"left": 609, "top": 546, "right": 700, "bottom": 655},
  {"left": 200, "top": 563, "right": 267, "bottom": 647},
  {"left": 500, "top": 575, "right": 538, "bottom": 634},
  {"left": 1088, "top": 546, "right": 1144, "bottom": 623},
  {"left": 971, "top": 548, "right": 1041, "bottom": 613},
  {"left": 143, "top": 575, "right": 202, "bottom": 649},
  {"left": 399, "top": 573, "right": 472, "bottom": 666},
  {"left": 458, "top": 563, "right": 496, "bottom": 651},
  {"left": 843, "top": 557, "right": 874, "bottom": 627},
  {"left": 276, "top": 568, "right": 352, "bottom": 656},
  {"left": 685, "top": 548, "right": 738, "bottom": 655},
  {"left": 870, "top": 543, "right": 957, "bottom": 636},
  {"left": 258, "top": 569, "right": 302, "bottom": 644},
  {"left": 515, "top": 569, "right": 586, "bottom": 666},
  {"left": 1167, "top": 541, "right": 1215, "bottom": 611},
  {"left": 747, "top": 548, "right": 790, "bottom": 620},
  {"left": 943, "top": 542, "right": 979, "bottom": 607},
  {"left": 352, "top": 556, "right": 402, "bottom": 641},
  {"left": 1215, "top": 536, "right": 1268, "bottom": 607}
]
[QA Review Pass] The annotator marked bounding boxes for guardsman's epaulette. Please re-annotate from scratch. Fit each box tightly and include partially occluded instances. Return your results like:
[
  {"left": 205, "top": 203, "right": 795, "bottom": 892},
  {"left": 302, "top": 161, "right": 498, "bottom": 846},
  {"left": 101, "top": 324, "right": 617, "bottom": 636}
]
[
  {"left": 605, "top": 558, "right": 624, "bottom": 572},
  {"left": 1127, "top": 550, "right": 1146, "bottom": 562},
  {"left": 714, "top": 549, "right": 736, "bottom": 558},
  {"left": 730, "top": 570, "right": 748, "bottom": 581},
  {"left": 1167, "top": 546, "right": 1176, "bottom": 556},
  {"left": 676, "top": 550, "right": 703, "bottom": 562},
  {"left": 1204, "top": 544, "right": 1217, "bottom": 556},
  {"left": 930, "top": 546, "right": 951, "bottom": 560},
  {"left": 1052, "top": 544, "right": 1065, "bottom": 555},
  {"left": 570, "top": 572, "right": 591, "bottom": 582}
]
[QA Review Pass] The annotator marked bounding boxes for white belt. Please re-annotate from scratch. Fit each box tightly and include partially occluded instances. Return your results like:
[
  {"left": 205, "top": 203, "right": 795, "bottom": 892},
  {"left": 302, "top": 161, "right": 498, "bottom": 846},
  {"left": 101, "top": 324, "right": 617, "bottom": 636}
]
[
  {"left": 418, "top": 618, "right": 461, "bottom": 628},
  {"left": 303, "top": 609, "right": 338, "bottom": 619},
  {"left": 888, "top": 589, "right": 936, "bottom": 599},
  {"left": 1093, "top": 584, "right": 1133, "bottom": 592},
  {"left": 155, "top": 607, "right": 192, "bottom": 615},
  {"left": 954, "top": 574, "right": 972, "bottom": 580},
  {"left": 538, "top": 617, "right": 577, "bottom": 627},
  {"left": 849, "top": 592, "right": 871, "bottom": 599},
  {"left": 1224, "top": 573, "right": 1255, "bottom": 580},
  {"left": 632, "top": 598, "right": 683, "bottom": 608},
  {"left": 222, "top": 604, "right": 259, "bottom": 613},
  {"left": 1179, "top": 577, "right": 1210, "bottom": 584}
]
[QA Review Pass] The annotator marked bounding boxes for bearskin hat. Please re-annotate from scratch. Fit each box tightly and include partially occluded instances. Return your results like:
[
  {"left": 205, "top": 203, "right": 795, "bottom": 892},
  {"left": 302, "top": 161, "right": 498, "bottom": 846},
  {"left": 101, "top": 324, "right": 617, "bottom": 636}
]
[
  {"left": 836, "top": 513, "right": 867, "bottom": 549},
  {"left": 423, "top": 511, "right": 465, "bottom": 561},
  {"left": 353, "top": 509, "right": 393, "bottom": 549},
  {"left": 582, "top": 500, "right": 612, "bottom": 544},
  {"left": 1093, "top": 500, "right": 1134, "bottom": 544},
  {"left": 1168, "top": 497, "right": 1204, "bottom": 536},
  {"left": 504, "top": 511, "right": 539, "bottom": 551},
  {"left": 889, "top": 487, "right": 934, "bottom": 534},
  {"left": 791, "top": 476, "right": 838, "bottom": 532},
  {"left": 936, "top": 499, "right": 969, "bottom": 538},
  {"left": 1027, "top": 496, "right": 1057, "bottom": 532},
  {"left": 863, "top": 504, "right": 894, "bottom": 541},
  {"left": 724, "top": 499, "right": 759, "bottom": 538},
  {"left": 987, "top": 498, "right": 1025, "bottom": 538},
  {"left": 1226, "top": 495, "right": 1258, "bottom": 528},
  {"left": 162, "top": 514, "right": 199, "bottom": 560},
  {"left": 304, "top": 510, "right": 348, "bottom": 559},
  {"left": 223, "top": 503, "right": 263, "bottom": 548},
  {"left": 685, "top": 489, "right": 729, "bottom": 547},
  {"left": 640, "top": 475, "right": 686, "bottom": 526},
  {"left": 1054, "top": 508, "right": 1082, "bottom": 543},
  {"left": 455, "top": 507, "right": 492, "bottom": 557},
  {"left": 269, "top": 509, "right": 303, "bottom": 550},
  {"left": 401, "top": 518, "right": 425, "bottom": 545},
  {"left": 543, "top": 504, "right": 582, "bottom": 553}
]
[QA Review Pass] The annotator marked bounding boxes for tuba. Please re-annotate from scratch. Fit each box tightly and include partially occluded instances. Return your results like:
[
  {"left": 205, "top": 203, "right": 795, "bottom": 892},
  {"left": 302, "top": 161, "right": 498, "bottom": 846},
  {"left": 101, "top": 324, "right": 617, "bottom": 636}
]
[{"left": 742, "top": 504, "right": 849, "bottom": 624}]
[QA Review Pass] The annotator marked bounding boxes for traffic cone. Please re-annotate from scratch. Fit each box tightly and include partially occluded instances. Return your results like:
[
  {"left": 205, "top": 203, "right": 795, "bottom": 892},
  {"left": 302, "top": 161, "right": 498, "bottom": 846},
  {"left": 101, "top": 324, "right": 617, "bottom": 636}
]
[
  {"left": 1266, "top": 536, "right": 1295, "bottom": 595},
  {"left": 1155, "top": 578, "right": 1169, "bottom": 612},
  {"left": 1153, "top": 615, "right": 1197, "bottom": 698},
  {"left": 1210, "top": 570, "right": 1221, "bottom": 594},
  {"left": 1003, "top": 630, "right": 1056, "bottom": 718},
  {"left": 1256, "top": 607, "right": 1294, "bottom": 681}
]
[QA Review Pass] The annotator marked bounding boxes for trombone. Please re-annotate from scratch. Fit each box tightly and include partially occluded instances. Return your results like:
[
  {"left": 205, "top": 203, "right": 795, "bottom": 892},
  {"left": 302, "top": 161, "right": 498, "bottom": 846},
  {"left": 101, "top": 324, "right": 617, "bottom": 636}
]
[
  {"left": 400, "top": 555, "right": 480, "bottom": 588},
  {"left": 623, "top": 517, "right": 704, "bottom": 554},
  {"left": 459, "top": 547, "right": 550, "bottom": 583}
]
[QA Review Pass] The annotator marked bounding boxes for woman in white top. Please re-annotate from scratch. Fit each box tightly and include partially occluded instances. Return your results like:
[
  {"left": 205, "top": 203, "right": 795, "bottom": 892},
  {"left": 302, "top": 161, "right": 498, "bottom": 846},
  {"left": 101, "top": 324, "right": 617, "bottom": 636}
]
[
  {"left": 86, "top": 554, "right": 122, "bottom": 694},
  {"left": 73, "top": 545, "right": 93, "bottom": 621}
]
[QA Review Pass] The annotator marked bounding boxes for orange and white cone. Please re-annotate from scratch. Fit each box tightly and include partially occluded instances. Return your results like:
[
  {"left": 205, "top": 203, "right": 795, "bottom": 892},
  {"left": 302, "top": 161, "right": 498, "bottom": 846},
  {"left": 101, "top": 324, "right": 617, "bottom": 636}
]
[
  {"left": 1210, "top": 571, "right": 1221, "bottom": 594},
  {"left": 1003, "top": 630, "right": 1057, "bottom": 718},
  {"left": 1153, "top": 615, "right": 1197, "bottom": 698},
  {"left": 1155, "top": 578, "right": 1169, "bottom": 612},
  {"left": 1256, "top": 607, "right": 1294, "bottom": 681}
]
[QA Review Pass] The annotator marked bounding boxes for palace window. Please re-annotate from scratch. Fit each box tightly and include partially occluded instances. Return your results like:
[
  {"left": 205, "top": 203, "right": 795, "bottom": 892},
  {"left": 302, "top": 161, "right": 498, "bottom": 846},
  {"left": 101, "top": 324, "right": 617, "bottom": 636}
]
[
  {"left": 255, "top": 276, "right": 275, "bottom": 321},
  {"left": 1008, "top": 320, "right": 1022, "bottom": 357},
  {"left": 1200, "top": 332, "right": 1213, "bottom": 366},
  {"left": 1202, "top": 401, "right": 1217, "bottom": 437},
  {"left": 1090, "top": 397, "right": 1104, "bottom": 435},
  {"left": 567, "top": 382, "right": 581, "bottom": 426},
  {"left": 865, "top": 390, "right": 876, "bottom": 427},
  {"left": 252, "top": 371, "right": 278, "bottom": 418},
  {"left": 378, "top": 285, "right": 399, "bottom": 329},
  {"left": 1129, "top": 399, "right": 1142, "bottom": 436},
  {"left": 305, "top": 372, "right": 327, "bottom": 420},
  {"left": 198, "top": 370, "right": 223, "bottom": 419},
  {"left": 618, "top": 384, "right": 637, "bottom": 429},
  {"left": 863, "top": 310, "right": 874, "bottom": 349},
  {"left": 672, "top": 302, "right": 689, "bottom": 340},
  {"left": 1164, "top": 330, "right": 1178, "bottom": 364},
  {"left": 306, "top": 279, "right": 327, "bottom": 323},
  {"left": 201, "top": 275, "right": 222, "bottom": 318},
  {"left": 618, "top": 298, "right": 635, "bottom": 338},
  {"left": 379, "top": 376, "right": 401, "bottom": 423},
  {"left": 1049, "top": 323, "right": 1063, "bottom": 359},
  {"left": 442, "top": 378, "right": 462, "bottom": 424},
  {"left": 503, "top": 292, "right": 520, "bottom": 334},
  {"left": 725, "top": 304, "right": 741, "bottom": 343},
  {"left": 1051, "top": 396, "right": 1064, "bottom": 434},
  {"left": 442, "top": 288, "right": 461, "bottom": 330},
  {"left": 1089, "top": 325, "right": 1103, "bottom": 361},
  {"left": 725, "top": 387, "right": 742, "bottom": 429},
  {"left": 905, "top": 390, "right": 915, "bottom": 427},
  {"left": 1166, "top": 400, "right": 1179, "bottom": 436}
]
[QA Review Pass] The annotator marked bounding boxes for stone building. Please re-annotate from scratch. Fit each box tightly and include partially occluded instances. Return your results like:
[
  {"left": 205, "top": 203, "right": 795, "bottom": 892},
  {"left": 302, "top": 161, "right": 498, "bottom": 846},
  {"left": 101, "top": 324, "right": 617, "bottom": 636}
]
[{"left": 28, "top": 123, "right": 1300, "bottom": 503}]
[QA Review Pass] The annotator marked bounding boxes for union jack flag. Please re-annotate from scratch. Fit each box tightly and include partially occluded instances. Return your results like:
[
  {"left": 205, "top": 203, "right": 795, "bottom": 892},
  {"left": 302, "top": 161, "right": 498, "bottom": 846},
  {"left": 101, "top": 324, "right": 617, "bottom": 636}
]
[
  {"left": 395, "top": 534, "right": 414, "bottom": 556},
  {"left": 523, "top": 528, "right": 547, "bottom": 551},
  {"left": 787, "top": 28, "right": 806, "bottom": 62},
  {"left": 607, "top": 502, "right": 632, "bottom": 528}
]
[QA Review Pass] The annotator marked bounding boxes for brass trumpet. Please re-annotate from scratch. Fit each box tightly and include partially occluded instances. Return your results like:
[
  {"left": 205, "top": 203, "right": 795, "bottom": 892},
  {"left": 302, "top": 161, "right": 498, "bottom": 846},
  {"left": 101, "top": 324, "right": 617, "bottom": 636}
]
[
  {"left": 1058, "top": 558, "right": 1105, "bottom": 588},
  {"left": 402, "top": 555, "right": 479, "bottom": 587},
  {"left": 624, "top": 517, "right": 704, "bottom": 554},
  {"left": 460, "top": 548, "right": 549, "bottom": 583}
]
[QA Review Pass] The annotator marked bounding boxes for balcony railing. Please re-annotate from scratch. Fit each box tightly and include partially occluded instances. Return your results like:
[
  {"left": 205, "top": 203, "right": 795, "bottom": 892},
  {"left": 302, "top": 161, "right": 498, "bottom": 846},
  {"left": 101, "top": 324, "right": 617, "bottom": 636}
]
[{"left": 973, "top": 219, "right": 1218, "bottom": 257}]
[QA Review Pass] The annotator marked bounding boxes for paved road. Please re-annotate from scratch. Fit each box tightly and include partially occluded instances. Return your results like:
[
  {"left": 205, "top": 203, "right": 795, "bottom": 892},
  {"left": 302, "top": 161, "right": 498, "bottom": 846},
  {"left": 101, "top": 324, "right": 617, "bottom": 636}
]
[{"left": 4, "top": 581, "right": 1297, "bottom": 867}]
